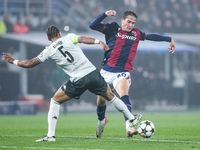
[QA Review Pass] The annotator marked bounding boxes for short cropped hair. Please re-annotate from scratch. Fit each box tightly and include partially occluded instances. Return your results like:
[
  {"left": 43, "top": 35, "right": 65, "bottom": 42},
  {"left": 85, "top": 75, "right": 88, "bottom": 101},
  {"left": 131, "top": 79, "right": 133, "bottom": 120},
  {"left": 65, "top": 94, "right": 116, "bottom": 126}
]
[
  {"left": 46, "top": 26, "right": 60, "bottom": 40},
  {"left": 122, "top": 11, "right": 138, "bottom": 20}
]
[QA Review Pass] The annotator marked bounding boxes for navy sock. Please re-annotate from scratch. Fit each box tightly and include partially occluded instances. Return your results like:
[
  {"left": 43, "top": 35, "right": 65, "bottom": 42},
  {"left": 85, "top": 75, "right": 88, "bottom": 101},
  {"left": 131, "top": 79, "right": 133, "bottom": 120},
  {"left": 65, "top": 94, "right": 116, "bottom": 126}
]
[
  {"left": 96, "top": 105, "right": 106, "bottom": 121},
  {"left": 121, "top": 95, "right": 132, "bottom": 122}
]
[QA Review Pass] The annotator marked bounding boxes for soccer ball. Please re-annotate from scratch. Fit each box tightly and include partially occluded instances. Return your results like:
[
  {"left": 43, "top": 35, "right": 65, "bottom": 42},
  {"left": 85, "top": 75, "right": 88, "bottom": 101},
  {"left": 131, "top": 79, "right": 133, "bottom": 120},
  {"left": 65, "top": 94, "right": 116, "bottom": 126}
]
[{"left": 138, "top": 120, "right": 155, "bottom": 138}]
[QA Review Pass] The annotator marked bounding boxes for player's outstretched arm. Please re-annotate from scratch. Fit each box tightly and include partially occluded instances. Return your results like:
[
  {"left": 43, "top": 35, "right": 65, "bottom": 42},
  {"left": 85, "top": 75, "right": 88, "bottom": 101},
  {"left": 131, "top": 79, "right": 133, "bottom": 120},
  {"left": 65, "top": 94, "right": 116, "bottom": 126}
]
[
  {"left": 146, "top": 34, "right": 176, "bottom": 54},
  {"left": 168, "top": 39, "right": 176, "bottom": 53},
  {"left": 89, "top": 11, "right": 109, "bottom": 32},
  {"left": 78, "top": 36, "right": 109, "bottom": 51},
  {"left": 2, "top": 52, "right": 40, "bottom": 68}
]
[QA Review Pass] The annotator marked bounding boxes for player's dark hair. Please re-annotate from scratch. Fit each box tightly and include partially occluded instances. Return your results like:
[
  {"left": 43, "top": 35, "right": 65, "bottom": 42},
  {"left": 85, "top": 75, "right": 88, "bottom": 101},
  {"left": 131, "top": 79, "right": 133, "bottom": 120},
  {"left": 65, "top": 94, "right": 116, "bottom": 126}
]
[
  {"left": 123, "top": 11, "right": 138, "bottom": 20},
  {"left": 46, "top": 26, "right": 60, "bottom": 40}
]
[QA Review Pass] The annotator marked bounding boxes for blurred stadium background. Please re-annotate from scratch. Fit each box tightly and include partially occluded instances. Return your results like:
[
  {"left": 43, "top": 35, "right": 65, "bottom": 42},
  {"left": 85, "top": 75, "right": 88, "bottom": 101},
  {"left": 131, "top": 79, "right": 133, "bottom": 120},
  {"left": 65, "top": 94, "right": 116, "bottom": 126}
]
[{"left": 0, "top": 0, "right": 200, "bottom": 115}]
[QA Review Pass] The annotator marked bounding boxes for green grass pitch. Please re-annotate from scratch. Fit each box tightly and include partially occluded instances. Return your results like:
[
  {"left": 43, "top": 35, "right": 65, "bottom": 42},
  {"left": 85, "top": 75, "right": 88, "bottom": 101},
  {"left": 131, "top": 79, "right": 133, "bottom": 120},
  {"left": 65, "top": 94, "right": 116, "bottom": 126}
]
[{"left": 0, "top": 112, "right": 200, "bottom": 150}]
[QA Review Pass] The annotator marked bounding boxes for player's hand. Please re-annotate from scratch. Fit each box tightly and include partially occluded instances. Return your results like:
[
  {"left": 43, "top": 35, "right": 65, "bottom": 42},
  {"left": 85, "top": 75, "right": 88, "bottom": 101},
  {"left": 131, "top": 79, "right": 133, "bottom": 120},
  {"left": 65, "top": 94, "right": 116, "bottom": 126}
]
[
  {"left": 168, "top": 39, "right": 176, "bottom": 54},
  {"left": 105, "top": 10, "right": 116, "bottom": 17},
  {"left": 2, "top": 52, "right": 15, "bottom": 64},
  {"left": 99, "top": 41, "right": 109, "bottom": 51}
]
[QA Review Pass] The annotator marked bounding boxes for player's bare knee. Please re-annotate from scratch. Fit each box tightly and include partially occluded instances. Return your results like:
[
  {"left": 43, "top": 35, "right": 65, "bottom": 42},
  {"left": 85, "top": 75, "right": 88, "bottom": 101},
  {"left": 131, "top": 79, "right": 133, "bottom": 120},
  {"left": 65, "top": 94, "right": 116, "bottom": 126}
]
[{"left": 102, "top": 90, "right": 115, "bottom": 101}]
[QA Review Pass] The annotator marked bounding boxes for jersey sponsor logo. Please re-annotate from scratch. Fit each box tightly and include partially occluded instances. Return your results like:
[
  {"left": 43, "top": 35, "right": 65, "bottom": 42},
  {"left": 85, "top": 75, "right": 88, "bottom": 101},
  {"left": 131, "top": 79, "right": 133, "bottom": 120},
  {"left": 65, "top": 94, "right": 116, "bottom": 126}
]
[
  {"left": 72, "top": 60, "right": 87, "bottom": 72},
  {"left": 116, "top": 33, "right": 136, "bottom": 40}
]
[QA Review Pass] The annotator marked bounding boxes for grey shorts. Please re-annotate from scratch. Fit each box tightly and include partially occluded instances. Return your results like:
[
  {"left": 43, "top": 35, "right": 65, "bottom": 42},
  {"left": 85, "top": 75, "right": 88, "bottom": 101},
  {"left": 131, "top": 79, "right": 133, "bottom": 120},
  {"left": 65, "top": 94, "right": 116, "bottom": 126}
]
[{"left": 61, "top": 69, "right": 107, "bottom": 99}]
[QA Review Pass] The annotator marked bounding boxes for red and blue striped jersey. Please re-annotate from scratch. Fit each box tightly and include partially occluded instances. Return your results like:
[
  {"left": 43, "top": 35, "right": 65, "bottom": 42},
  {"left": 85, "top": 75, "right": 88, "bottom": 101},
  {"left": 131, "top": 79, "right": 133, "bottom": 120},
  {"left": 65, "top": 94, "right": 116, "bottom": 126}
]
[
  {"left": 90, "top": 12, "right": 171, "bottom": 73},
  {"left": 90, "top": 14, "right": 146, "bottom": 72},
  {"left": 101, "top": 22, "right": 146, "bottom": 72}
]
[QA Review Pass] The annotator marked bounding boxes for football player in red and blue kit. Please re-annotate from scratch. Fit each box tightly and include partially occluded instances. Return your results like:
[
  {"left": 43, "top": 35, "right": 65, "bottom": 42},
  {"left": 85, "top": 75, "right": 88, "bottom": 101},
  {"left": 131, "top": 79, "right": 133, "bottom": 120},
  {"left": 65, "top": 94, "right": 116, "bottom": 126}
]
[{"left": 90, "top": 10, "right": 176, "bottom": 137}]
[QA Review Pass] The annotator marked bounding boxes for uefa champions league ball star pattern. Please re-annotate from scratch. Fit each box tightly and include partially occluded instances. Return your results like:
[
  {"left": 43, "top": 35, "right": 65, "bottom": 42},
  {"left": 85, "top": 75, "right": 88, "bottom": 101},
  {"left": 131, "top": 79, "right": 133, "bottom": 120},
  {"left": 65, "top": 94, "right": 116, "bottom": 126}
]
[{"left": 137, "top": 120, "right": 155, "bottom": 138}]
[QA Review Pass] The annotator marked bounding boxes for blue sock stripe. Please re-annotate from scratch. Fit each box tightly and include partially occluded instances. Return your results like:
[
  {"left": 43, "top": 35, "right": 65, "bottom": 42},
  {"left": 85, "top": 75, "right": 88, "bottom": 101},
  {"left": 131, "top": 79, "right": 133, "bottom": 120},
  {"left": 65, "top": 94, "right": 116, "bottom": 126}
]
[{"left": 120, "top": 95, "right": 132, "bottom": 121}]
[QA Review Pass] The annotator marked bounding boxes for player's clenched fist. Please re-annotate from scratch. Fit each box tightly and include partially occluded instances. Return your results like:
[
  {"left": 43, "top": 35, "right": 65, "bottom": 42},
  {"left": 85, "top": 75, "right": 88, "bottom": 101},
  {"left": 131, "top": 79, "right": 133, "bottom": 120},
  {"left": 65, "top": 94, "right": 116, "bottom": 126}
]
[{"left": 105, "top": 10, "right": 116, "bottom": 16}]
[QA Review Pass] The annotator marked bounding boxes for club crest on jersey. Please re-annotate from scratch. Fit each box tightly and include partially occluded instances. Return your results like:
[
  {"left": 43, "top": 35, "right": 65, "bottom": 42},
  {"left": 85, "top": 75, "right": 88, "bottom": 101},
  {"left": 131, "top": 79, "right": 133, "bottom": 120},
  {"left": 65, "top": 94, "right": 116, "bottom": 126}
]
[{"left": 131, "top": 31, "right": 137, "bottom": 37}]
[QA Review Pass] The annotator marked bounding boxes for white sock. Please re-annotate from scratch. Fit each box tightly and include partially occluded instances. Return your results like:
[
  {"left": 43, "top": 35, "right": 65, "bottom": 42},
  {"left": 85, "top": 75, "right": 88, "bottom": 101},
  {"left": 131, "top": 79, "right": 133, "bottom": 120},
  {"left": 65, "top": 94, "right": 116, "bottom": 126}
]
[
  {"left": 125, "top": 120, "right": 130, "bottom": 129},
  {"left": 110, "top": 96, "right": 135, "bottom": 120},
  {"left": 47, "top": 99, "right": 60, "bottom": 137}
]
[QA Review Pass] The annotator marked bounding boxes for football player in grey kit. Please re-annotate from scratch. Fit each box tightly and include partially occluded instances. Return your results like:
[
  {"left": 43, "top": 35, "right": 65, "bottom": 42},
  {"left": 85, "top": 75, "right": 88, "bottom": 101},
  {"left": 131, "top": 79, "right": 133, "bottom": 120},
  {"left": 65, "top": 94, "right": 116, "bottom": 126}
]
[{"left": 2, "top": 26, "right": 141, "bottom": 142}]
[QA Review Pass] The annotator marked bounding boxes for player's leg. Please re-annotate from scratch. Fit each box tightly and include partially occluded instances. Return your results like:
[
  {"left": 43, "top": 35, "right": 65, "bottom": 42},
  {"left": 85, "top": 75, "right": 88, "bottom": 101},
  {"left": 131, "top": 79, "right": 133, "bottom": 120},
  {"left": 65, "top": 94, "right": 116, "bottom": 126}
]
[
  {"left": 115, "top": 78, "right": 131, "bottom": 121},
  {"left": 89, "top": 70, "right": 138, "bottom": 137},
  {"left": 96, "top": 85, "right": 136, "bottom": 138},
  {"left": 102, "top": 86, "right": 135, "bottom": 121},
  {"left": 36, "top": 87, "right": 71, "bottom": 142},
  {"left": 96, "top": 70, "right": 113, "bottom": 122},
  {"left": 47, "top": 87, "right": 71, "bottom": 136},
  {"left": 113, "top": 72, "right": 132, "bottom": 121},
  {"left": 97, "top": 95, "right": 107, "bottom": 121},
  {"left": 101, "top": 86, "right": 141, "bottom": 137},
  {"left": 96, "top": 95, "right": 108, "bottom": 138},
  {"left": 114, "top": 74, "right": 142, "bottom": 137},
  {"left": 95, "top": 70, "right": 111, "bottom": 137}
]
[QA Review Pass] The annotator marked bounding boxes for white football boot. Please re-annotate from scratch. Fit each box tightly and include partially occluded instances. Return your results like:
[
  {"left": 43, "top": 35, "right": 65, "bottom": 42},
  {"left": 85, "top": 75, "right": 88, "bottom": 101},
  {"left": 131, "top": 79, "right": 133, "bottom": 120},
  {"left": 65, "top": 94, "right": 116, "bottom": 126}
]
[
  {"left": 126, "top": 114, "right": 142, "bottom": 137},
  {"left": 36, "top": 136, "right": 56, "bottom": 142},
  {"left": 96, "top": 117, "right": 108, "bottom": 138}
]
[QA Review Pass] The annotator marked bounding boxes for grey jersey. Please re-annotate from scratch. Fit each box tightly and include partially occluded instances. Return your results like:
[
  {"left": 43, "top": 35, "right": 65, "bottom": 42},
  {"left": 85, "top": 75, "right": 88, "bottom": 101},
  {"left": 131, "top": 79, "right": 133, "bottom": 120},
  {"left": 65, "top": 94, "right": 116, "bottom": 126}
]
[{"left": 37, "top": 33, "right": 96, "bottom": 82}]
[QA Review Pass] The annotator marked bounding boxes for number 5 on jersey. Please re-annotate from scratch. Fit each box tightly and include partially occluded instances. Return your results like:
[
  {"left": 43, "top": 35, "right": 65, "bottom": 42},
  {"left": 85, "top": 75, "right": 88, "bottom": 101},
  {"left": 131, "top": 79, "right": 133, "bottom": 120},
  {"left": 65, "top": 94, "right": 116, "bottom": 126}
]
[{"left": 58, "top": 46, "right": 74, "bottom": 63}]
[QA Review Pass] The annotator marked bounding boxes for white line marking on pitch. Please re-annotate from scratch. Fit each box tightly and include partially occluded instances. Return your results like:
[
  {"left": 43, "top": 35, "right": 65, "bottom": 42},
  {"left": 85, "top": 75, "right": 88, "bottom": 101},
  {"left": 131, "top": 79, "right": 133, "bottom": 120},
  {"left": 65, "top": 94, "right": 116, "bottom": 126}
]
[
  {"left": 61, "top": 135, "right": 200, "bottom": 144},
  {"left": 0, "top": 135, "right": 199, "bottom": 150},
  {"left": 1, "top": 134, "right": 200, "bottom": 145},
  {"left": 0, "top": 146, "right": 104, "bottom": 150}
]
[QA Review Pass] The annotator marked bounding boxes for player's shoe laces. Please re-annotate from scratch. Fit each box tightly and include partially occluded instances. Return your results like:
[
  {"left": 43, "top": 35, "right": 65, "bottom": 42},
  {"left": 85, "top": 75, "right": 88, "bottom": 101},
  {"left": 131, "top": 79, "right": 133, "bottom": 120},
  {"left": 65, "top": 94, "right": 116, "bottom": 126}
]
[
  {"left": 36, "top": 136, "right": 56, "bottom": 142},
  {"left": 96, "top": 117, "right": 108, "bottom": 138},
  {"left": 126, "top": 114, "right": 142, "bottom": 137}
]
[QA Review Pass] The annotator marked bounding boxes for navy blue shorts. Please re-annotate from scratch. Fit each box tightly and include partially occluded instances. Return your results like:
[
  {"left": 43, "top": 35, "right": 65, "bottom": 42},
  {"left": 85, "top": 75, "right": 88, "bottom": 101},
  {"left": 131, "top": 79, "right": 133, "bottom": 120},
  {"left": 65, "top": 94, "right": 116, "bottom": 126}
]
[{"left": 61, "top": 69, "right": 107, "bottom": 99}]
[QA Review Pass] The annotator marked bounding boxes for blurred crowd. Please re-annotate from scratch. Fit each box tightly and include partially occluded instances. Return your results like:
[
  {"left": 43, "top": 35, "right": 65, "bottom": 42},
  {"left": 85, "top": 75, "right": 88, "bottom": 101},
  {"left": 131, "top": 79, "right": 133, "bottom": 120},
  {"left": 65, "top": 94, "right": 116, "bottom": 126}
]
[
  {"left": 1, "top": 0, "right": 200, "bottom": 107},
  {"left": 0, "top": 0, "right": 199, "bottom": 34},
  {"left": 126, "top": 0, "right": 200, "bottom": 33}
]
